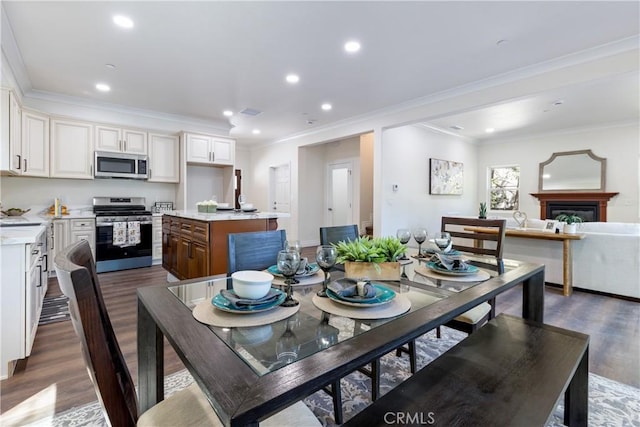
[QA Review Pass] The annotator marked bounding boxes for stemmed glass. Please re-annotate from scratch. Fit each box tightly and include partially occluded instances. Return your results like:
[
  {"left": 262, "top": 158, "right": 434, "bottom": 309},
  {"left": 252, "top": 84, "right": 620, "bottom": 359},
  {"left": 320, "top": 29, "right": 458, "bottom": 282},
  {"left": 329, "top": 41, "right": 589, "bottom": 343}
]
[
  {"left": 433, "top": 231, "right": 452, "bottom": 253},
  {"left": 316, "top": 245, "right": 337, "bottom": 297},
  {"left": 285, "top": 240, "right": 302, "bottom": 254},
  {"left": 315, "top": 312, "right": 338, "bottom": 350},
  {"left": 396, "top": 228, "right": 411, "bottom": 260},
  {"left": 413, "top": 227, "right": 428, "bottom": 258},
  {"left": 277, "top": 250, "right": 301, "bottom": 307},
  {"left": 276, "top": 317, "right": 300, "bottom": 365}
]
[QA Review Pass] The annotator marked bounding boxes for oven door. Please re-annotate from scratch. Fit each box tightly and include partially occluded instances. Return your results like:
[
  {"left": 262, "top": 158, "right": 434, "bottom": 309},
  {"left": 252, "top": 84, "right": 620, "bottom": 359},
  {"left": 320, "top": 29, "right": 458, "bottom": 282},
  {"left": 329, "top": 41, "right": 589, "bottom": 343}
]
[{"left": 95, "top": 219, "right": 153, "bottom": 273}]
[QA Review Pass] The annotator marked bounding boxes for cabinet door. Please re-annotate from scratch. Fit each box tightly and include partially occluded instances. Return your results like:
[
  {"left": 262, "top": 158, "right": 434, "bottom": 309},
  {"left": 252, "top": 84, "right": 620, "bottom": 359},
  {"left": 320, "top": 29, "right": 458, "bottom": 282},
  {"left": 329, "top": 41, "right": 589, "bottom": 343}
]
[
  {"left": 186, "top": 133, "right": 212, "bottom": 163},
  {"left": 152, "top": 217, "right": 162, "bottom": 262},
  {"left": 26, "top": 257, "right": 41, "bottom": 357},
  {"left": 212, "top": 138, "right": 234, "bottom": 165},
  {"left": 51, "top": 220, "right": 69, "bottom": 267},
  {"left": 123, "top": 129, "right": 147, "bottom": 154},
  {"left": 169, "top": 233, "right": 180, "bottom": 276},
  {"left": 95, "top": 125, "right": 121, "bottom": 152},
  {"left": 188, "top": 241, "right": 208, "bottom": 279},
  {"left": 50, "top": 119, "right": 94, "bottom": 179},
  {"left": 9, "top": 91, "right": 22, "bottom": 173},
  {"left": 177, "top": 237, "right": 191, "bottom": 279},
  {"left": 21, "top": 110, "right": 49, "bottom": 177},
  {"left": 149, "top": 133, "right": 179, "bottom": 183}
]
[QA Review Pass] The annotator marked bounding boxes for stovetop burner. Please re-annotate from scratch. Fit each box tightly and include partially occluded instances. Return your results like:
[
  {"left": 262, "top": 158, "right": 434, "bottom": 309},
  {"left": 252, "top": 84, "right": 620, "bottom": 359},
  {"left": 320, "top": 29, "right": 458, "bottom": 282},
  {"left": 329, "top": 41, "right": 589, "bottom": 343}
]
[{"left": 92, "top": 196, "right": 151, "bottom": 216}]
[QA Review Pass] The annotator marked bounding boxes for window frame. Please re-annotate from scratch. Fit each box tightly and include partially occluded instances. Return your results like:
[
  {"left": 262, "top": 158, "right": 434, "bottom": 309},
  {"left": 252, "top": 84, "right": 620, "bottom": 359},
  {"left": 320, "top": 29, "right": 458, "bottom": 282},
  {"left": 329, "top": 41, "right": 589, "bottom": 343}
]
[{"left": 487, "top": 165, "right": 521, "bottom": 212}]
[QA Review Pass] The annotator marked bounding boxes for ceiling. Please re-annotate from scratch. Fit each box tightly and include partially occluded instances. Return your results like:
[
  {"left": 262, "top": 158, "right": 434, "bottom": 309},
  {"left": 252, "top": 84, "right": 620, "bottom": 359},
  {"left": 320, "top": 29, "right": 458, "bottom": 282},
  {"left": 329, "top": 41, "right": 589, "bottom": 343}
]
[{"left": 2, "top": 1, "right": 639, "bottom": 147}]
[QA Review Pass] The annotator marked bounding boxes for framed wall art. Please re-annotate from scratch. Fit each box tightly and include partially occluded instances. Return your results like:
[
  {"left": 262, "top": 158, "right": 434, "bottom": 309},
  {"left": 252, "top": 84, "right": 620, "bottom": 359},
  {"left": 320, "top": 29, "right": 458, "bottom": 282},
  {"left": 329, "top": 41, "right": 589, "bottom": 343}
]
[{"left": 429, "top": 158, "right": 463, "bottom": 195}]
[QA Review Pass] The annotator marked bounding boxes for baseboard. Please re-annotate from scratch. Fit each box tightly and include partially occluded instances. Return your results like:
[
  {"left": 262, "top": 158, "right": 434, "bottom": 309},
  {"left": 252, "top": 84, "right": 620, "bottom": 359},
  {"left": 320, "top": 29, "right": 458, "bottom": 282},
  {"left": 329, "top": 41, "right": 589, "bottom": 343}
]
[{"left": 545, "top": 282, "right": 639, "bottom": 302}]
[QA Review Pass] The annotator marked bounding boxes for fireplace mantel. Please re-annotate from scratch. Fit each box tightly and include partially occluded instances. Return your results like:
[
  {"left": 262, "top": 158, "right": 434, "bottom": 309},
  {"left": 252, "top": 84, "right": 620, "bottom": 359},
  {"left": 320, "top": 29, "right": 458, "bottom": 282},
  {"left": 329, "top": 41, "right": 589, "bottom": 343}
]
[{"left": 530, "top": 192, "right": 619, "bottom": 221}]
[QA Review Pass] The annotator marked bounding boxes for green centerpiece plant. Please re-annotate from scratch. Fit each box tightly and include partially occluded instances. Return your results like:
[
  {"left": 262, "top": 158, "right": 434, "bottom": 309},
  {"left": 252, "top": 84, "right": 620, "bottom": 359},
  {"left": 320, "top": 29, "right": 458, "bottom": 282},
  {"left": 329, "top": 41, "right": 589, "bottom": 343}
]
[{"left": 334, "top": 236, "right": 406, "bottom": 280}]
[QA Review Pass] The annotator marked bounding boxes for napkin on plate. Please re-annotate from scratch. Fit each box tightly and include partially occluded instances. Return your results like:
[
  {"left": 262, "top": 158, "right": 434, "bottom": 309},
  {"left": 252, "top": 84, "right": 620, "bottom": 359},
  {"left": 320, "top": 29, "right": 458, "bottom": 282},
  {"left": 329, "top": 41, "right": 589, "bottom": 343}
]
[
  {"left": 220, "top": 289, "right": 280, "bottom": 309},
  {"left": 431, "top": 252, "right": 469, "bottom": 271},
  {"left": 328, "top": 278, "right": 377, "bottom": 299}
]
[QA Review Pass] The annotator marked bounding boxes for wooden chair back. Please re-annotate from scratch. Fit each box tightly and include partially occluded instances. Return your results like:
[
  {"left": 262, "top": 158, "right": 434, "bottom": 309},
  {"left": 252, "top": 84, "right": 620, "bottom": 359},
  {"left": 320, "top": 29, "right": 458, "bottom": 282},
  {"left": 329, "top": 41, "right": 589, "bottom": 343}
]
[
  {"left": 441, "top": 217, "right": 507, "bottom": 274},
  {"left": 53, "top": 240, "right": 138, "bottom": 427},
  {"left": 227, "top": 229, "right": 287, "bottom": 274},
  {"left": 319, "top": 224, "right": 359, "bottom": 245}
]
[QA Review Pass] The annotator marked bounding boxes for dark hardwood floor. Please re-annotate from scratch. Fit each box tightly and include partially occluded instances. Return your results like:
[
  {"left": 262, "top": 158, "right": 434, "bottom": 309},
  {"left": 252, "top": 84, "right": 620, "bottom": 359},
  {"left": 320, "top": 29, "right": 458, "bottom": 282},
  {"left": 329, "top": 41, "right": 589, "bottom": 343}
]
[{"left": 1, "top": 259, "right": 638, "bottom": 422}]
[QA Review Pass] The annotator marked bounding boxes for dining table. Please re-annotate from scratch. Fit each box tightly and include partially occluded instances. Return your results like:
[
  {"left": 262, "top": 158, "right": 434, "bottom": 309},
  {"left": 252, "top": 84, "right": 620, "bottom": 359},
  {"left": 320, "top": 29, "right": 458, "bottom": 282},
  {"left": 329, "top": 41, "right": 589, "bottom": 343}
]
[{"left": 137, "top": 255, "right": 545, "bottom": 426}]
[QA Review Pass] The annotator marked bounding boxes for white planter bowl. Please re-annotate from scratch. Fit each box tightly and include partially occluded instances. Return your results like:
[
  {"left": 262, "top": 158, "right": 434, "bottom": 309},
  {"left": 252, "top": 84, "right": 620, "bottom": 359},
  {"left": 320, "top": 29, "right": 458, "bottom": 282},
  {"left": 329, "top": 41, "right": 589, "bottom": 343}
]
[{"left": 231, "top": 270, "right": 274, "bottom": 299}]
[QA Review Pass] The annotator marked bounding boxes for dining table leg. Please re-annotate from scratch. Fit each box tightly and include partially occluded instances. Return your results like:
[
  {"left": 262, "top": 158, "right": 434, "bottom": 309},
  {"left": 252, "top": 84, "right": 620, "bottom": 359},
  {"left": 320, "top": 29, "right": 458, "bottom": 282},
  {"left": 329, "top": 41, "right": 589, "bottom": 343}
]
[
  {"left": 522, "top": 268, "right": 545, "bottom": 323},
  {"left": 137, "top": 298, "right": 165, "bottom": 414}
]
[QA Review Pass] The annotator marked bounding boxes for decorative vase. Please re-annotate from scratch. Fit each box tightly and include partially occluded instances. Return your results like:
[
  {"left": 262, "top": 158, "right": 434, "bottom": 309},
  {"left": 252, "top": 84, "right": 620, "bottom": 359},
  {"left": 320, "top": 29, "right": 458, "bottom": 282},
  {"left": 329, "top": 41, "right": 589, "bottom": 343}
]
[
  {"left": 344, "top": 261, "right": 401, "bottom": 281},
  {"left": 563, "top": 223, "right": 577, "bottom": 234}
]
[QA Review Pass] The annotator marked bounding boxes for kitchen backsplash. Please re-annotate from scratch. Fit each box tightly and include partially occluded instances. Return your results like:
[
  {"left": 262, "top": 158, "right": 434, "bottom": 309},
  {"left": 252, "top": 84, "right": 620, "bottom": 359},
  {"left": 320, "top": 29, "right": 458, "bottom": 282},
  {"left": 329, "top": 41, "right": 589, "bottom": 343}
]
[{"left": 1, "top": 176, "right": 177, "bottom": 211}]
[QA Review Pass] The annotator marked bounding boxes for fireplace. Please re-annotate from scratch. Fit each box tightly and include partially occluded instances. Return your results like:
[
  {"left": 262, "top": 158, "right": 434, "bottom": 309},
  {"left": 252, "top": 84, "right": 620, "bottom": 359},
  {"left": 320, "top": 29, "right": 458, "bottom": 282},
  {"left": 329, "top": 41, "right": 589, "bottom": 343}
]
[
  {"left": 530, "top": 192, "right": 618, "bottom": 222},
  {"left": 546, "top": 201, "right": 599, "bottom": 222}
]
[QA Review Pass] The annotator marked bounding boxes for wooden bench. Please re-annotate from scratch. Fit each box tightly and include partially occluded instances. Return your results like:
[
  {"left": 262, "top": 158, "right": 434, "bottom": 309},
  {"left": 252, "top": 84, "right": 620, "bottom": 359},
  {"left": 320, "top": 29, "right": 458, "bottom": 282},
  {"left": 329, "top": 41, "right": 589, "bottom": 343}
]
[{"left": 344, "top": 314, "right": 589, "bottom": 426}]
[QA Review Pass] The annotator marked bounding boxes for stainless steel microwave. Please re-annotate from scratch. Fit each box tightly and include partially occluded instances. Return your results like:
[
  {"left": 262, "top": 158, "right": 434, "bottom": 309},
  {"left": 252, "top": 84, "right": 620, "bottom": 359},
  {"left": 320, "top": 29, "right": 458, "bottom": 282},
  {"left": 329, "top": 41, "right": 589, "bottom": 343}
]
[{"left": 95, "top": 151, "right": 148, "bottom": 180}]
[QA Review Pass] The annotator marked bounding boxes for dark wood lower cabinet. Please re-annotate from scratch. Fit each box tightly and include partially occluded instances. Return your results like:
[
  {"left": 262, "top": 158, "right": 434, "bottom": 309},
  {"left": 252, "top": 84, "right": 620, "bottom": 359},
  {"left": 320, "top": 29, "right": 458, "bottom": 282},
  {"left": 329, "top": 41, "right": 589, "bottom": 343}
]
[{"left": 161, "top": 214, "right": 278, "bottom": 279}]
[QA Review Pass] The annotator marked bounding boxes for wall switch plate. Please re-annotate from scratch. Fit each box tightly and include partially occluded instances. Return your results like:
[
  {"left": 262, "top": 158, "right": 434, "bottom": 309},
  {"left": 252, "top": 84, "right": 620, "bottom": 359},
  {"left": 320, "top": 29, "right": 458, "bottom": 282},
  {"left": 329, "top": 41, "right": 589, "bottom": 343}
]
[{"left": 392, "top": 184, "right": 398, "bottom": 192}]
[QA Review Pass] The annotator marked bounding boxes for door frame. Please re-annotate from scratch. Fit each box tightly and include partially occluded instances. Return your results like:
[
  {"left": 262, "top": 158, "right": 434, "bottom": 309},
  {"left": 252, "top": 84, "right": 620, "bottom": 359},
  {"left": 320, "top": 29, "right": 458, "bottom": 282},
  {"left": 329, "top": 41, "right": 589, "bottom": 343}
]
[{"left": 325, "top": 158, "right": 359, "bottom": 227}]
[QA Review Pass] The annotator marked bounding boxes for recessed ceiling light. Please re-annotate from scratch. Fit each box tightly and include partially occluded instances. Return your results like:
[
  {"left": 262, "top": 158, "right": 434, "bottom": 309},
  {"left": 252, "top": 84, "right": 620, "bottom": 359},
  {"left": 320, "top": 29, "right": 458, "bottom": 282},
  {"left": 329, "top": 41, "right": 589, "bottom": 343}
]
[
  {"left": 542, "top": 174, "right": 551, "bottom": 179},
  {"left": 496, "top": 39, "right": 509, "bottom": 46},
  {"left": 286, "top": 74, "right": 300, "bottom": 84},
  {"left": 223, "top": 110, "right": 233, "bottom": 117},
  {"left": 485, "top": 128, "right": 495, "bottom": 133},
  {"left": 252, "top": 129, "right": 261, "bottom": 135},
  {"left": 113, "top": 15, "right": 134, "bottom": 29},
  {"left": 450, "top": 125, "right": 464, "bottom": 130},
  {"left": 95, "top": 83, "right": 111, "bottom": 92},
  {"left": 552, "top": 99, "right": 564, "bottom": 106},
  {"left": 105, "top": 63, "right": 116, "bottom": 69},
  {"left": 321, "top": 103, "right": 332, "bottom": 111},
  {"left": 344, "top": 40, "right": 361, "bottom": 53}
]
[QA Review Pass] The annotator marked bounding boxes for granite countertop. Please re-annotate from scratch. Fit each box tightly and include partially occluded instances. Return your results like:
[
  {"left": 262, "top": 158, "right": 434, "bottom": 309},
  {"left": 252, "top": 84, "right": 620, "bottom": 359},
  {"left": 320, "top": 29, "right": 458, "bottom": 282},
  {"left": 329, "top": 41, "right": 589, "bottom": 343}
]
[
  {"left": 166, "top": 210, "right": 290, "bottom": 221},
  {"left": 0, "top": 225, "right": 47, "bottom": 245}
]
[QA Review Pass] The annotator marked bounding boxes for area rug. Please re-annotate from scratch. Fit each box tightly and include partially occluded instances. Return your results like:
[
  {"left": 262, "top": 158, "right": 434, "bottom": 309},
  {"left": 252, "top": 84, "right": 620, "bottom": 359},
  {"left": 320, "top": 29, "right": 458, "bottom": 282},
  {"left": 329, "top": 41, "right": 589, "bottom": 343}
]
[
  {"left": 47, "top": 328, "right": 640, "bottom": 427},
  {"left": 38, "top": 295, "right": 70, "bottom": 325}
]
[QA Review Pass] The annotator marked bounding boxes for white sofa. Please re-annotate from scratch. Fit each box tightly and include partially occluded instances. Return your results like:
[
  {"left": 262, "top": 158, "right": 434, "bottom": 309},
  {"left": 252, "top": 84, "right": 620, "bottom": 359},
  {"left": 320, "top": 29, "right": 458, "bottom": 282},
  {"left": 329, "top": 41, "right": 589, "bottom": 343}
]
[{"left": 501, "top": 218, "right": 640, "bottom": 299}]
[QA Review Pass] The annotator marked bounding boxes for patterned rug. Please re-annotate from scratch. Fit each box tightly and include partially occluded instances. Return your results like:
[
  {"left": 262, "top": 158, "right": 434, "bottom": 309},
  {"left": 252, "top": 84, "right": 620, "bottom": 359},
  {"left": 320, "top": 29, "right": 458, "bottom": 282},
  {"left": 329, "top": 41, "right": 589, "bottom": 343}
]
[
  {"left": 47, "top": 327, "right": 639, "bottom": 426},
  {"left": 38, "top": 295, "right": 70, "bottom": 325}
]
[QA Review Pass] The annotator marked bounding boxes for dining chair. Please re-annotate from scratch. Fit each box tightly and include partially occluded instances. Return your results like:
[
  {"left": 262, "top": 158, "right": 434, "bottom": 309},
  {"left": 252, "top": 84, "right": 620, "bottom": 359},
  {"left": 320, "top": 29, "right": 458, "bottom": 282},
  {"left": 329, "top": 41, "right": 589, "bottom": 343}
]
[
  {"left": 54, "top": 240, "right": 320, "bottom": 427},
  {"left": 227, "top": 229, "right": 287, "bottom": 273},
  {"left": 437, "top": 216, "right": 507, "bottom": 335},
  {"left": 319, "top": 224, "right": 359, "bottom": 272}
]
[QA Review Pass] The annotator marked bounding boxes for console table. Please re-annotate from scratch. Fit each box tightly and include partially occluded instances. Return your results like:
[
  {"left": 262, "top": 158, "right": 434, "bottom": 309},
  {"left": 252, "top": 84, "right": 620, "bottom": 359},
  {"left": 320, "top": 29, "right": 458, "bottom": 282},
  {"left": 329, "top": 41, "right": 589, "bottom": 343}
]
[{"left": 465, "top": 226, "right": 585, "bottom": 296}]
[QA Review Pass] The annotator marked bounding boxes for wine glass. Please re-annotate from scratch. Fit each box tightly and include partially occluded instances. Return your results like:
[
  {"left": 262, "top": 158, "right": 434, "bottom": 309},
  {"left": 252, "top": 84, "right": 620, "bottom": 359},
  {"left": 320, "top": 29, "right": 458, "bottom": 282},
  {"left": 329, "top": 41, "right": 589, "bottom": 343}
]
[
  {"left": 277, "top": 250, "right": 301, "bottom": 307},
  {"left": 285, "top": 240, "right": 301, "bottom": 254},
  {"left": 396, "top": 228, "right": 411, "bottom": 260},
  {"left": 315, "top": 313, "right": 338, "bottom": 350},
  {"left": 316, "top": 245, "right": 337, "bottom": 297},
  {"left": 237, "top": 194, "right": 246, "bottom": 209},
  {"left": 276, "top": 320, "right": 300, "bottom": 365},
  {"left": 413, "top": 227, "right": 428, "bottom": 258},
  {"left": 433, "top": 231, "right": 451, "bottom": 252}
]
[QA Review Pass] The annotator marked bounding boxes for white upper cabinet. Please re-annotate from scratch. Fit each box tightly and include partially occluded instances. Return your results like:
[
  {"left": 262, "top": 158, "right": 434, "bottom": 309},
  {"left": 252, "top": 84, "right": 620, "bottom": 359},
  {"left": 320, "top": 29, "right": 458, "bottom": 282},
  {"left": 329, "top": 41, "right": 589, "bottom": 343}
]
[
  {"left": 21, "top": 109, "right": 49, "bottom": 177},
  {"left": 50, "top": 118, "right": 94, "bottom": 179},
  {"left": 185, "top": 133, "right": 234, "bottom": 166},
  {"left": 148, "top": 132, "right": 179, "bottom": 183},
  {"left": 0, "top": 89, "right": 23, "bottom": 174},
  {"left": 95, "top": 125, "right": 147, "bottom": 155}
]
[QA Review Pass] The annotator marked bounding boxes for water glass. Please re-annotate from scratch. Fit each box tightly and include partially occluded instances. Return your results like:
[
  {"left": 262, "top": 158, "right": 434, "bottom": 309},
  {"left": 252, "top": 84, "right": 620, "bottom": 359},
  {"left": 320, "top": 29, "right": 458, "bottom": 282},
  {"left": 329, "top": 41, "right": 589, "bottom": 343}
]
[{"left": 316, "top": 245, "right": 337, "bottom": 297}]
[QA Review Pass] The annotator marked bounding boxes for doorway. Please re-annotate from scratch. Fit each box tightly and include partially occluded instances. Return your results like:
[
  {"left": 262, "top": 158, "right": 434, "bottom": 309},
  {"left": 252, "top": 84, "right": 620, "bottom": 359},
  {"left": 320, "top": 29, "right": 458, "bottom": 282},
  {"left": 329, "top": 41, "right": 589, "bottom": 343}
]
[
  {"left": 269, "top": 163, "right": 291, "bottom": 213},
  {"left": 327, "top": 161, "right": 353, "bottom": 226}
]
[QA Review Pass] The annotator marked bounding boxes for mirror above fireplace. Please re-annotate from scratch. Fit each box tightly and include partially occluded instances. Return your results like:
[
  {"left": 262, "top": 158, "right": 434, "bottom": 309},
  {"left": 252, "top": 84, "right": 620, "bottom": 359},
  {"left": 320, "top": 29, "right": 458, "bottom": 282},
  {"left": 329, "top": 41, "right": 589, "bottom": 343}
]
[{"left": 538, "top": 149, "right": 606, "bottom": 192}]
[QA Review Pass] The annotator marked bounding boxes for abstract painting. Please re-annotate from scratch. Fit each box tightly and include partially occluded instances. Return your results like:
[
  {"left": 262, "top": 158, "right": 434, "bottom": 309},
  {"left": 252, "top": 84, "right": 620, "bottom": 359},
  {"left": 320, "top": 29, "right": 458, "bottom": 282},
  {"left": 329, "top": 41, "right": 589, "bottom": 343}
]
[{"left": 429, "top": 158, "right": 463, "bottom": 195}]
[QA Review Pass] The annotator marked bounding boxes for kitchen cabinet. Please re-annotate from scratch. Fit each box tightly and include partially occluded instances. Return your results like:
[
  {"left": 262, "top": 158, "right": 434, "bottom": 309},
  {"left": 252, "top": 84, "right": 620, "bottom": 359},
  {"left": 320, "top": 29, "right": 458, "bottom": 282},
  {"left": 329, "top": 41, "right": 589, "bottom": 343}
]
[
  {"left": 95, "top": 124, "right": 147, "bottom": 155},
  {"left": 50, "top": 218, "right": 95, "bottom": 272},
  {"left": 152, "top": 216, "right": 162, "bottom": 263},
  {"left": 1, "top": 226, "right": 48, "bottom": 379},
  {"left": 0, "top": 89, "right": 22, "bottom": 174},
  {"left": 50, "top": 118, "right": 94, "bottom": 179},
  {"left": 185, "top": 132, "right": 234, "bottom": 166},
  {"left": 148, "top": 132, "right": 179, "bottom": 183},
  {"left": 20, "top": 109, "right": 50, "bottom": 177},
  {"left": 161, "top": 214, "right": 276, "bottom": 279}
]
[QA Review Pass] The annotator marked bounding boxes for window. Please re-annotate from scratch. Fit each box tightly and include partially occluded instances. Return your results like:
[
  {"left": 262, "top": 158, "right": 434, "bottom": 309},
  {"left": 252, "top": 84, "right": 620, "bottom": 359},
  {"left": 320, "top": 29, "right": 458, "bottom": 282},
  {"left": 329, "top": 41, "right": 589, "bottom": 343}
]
[{"left": 489, "top": 166, "right": 520, "bottom": 211}]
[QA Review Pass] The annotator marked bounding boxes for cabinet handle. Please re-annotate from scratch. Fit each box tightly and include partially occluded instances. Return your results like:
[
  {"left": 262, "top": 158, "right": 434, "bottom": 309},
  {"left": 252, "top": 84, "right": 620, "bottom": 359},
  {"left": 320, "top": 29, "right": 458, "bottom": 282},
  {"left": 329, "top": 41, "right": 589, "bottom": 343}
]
[
  {"left": 149, "top": 168, "right": 152, "bottom": 179},
  {"left": 16, "top": 154, "right": 21, "bottom": 170},
  {"left": 212, "top": 151, "right": 215, "bottom": 162},
  {"left": 124, "top": 140, "right": 127, "bottom": 152},
  {"left": 37, "top": 265, "right": 43, "bottom": 287},
  {"left": 24, "top": 159, "right": 27, "bottom": 172},
  {"left": 42, "top": 254, "right": 48, "bottom": 272}
]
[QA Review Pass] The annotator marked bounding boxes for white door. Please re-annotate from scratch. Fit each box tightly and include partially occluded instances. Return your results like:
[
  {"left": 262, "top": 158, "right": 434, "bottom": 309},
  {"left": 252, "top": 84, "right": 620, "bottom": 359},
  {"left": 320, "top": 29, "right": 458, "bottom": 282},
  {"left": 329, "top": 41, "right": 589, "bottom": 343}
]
[
  {"left": 269, "top": 163, "right": 290, "bottom": 213},
  {"left": 327, "top": 161, "right": 353, "bottom": 226}
]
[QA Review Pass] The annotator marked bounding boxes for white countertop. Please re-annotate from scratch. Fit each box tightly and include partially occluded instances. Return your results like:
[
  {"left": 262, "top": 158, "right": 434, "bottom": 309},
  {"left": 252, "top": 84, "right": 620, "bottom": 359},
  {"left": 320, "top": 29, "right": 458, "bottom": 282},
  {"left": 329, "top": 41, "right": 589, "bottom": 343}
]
[
  {"left": 166, "top": 210, "right": 290, "bottom": 221},
  {"left": 0, "top": 225, "right": 47, "bottom": 245}
]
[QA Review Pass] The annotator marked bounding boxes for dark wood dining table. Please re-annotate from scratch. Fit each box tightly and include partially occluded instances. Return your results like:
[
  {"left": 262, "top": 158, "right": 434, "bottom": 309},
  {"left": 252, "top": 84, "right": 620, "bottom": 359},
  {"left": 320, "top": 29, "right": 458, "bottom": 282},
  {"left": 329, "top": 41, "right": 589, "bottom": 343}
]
[{"left": 137, "top": 258, "right": 545, "bottom": 426}]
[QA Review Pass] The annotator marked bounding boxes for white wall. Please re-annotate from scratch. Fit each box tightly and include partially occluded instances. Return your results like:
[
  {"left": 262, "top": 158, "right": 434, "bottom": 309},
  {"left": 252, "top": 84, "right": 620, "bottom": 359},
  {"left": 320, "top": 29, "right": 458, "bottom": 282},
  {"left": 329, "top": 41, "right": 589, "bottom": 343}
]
[
  {"left": 360, "top": 133, "right": 374, "bottom": 231},
  {"left": 477, "top": 122, "right": 639, "bottom": 223},
  {"left": 379, "top": 125, "right": 479, "bottom": 243},
  {"left": 0, "top": 176, "right": 177, "bottom": 211}
]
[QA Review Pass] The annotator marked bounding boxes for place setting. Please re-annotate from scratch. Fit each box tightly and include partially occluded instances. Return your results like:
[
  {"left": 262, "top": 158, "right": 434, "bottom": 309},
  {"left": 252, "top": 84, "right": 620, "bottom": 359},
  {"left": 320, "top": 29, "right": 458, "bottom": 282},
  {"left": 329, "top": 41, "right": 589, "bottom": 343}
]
[
  {"left": 414, "top": 232, "right": 491, "bottom": 282},
  {"left": 312, "top": 277, "right": 411, "bottom": 320},
  {"left": 192, "top": 270, "right": 300, "bottom": 328}
]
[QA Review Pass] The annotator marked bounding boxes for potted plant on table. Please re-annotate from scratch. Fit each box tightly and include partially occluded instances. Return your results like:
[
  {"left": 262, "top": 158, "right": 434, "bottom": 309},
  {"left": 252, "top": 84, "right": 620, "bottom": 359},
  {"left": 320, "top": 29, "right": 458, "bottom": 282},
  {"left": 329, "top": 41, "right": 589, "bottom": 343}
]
[
  {"left": 334, "top": 236, "right": 406, "bottom": 281},
  {"left": 554, "top": 213, "right": 583, "bottom": 234}
]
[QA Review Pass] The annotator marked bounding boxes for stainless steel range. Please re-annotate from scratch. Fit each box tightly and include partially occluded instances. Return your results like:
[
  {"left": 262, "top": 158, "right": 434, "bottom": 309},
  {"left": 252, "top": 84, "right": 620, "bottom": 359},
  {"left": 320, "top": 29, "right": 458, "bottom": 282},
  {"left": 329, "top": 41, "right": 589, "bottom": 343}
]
[{"left": 93, "top": 197, "right": 153, "bottom": 273}]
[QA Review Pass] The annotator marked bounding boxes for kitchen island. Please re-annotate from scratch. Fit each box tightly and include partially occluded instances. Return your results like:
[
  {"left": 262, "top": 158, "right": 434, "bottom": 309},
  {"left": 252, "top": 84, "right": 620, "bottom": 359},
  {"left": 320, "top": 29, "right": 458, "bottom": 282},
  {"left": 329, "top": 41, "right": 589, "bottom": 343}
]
[{"left": 162, "top": 210, "right": 288, "bottom": 279}]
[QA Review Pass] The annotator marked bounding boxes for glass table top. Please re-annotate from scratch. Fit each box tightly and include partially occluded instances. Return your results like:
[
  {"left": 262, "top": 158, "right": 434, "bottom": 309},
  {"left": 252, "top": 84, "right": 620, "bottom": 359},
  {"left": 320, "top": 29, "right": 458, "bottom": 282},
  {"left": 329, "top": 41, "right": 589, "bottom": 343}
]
[{"left": 168, "top": 264, "right": 492, "bottom": 376}]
